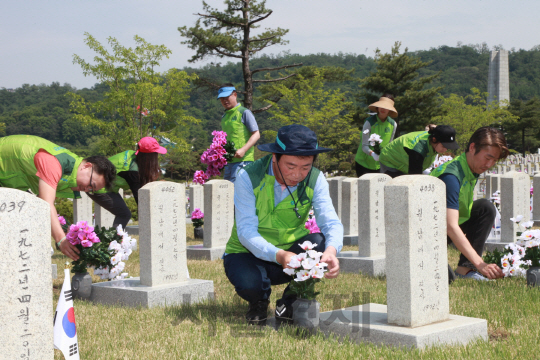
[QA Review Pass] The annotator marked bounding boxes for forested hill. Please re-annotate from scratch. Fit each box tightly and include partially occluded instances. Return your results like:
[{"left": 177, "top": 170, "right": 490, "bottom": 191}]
[{"left": 2, "top": 44, "right": 540, "bottom": 154}]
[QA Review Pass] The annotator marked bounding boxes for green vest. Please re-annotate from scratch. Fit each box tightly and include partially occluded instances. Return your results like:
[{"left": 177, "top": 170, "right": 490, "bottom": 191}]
[
  {"left": 95, "top": 150, "right": 138, "bottom": 194},
  {"left": 355, "top": 115, "right": 396, "bottom": 170},
  {"left": 0, "top": 135, "right": 83, "bottom": 198},
  {"left": 221, "top": 103, "right": 254, "bottom": 163},
  {"left": 431, "top": 153, "right": 478, "bottom": 225},
  {"left": 225, "top": 154, "right": 320, "bottom": 254},
  {"left": 379, "top": 131, "right": 436, "bottom": 173}
]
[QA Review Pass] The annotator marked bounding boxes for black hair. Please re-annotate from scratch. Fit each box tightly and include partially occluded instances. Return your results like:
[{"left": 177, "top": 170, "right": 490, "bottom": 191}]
[
  {"left": 220, "top": 83, "right": 236, "bottom": 91},
  {"left": 466, "top": 126, "right": 509, "bottom": 159},
  {"left": 382, "top": 93, "right": 395, "bottom": 101},
  {"left": 136, "top": 152, "right": 161, "bottom": 187},
  {"left": 84, "top": 156, "right": 116, "bottom": 191}
]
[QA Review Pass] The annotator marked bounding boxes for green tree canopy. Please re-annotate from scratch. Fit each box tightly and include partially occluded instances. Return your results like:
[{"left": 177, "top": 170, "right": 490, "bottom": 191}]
[{"left": 505, "top": 97, "right": 540, "bottom": 155}]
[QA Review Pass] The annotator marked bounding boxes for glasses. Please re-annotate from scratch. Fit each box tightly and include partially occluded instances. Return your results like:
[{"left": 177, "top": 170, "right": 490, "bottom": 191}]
[{"left": 86, "top": 166, "right": 95, "bottom": 194}]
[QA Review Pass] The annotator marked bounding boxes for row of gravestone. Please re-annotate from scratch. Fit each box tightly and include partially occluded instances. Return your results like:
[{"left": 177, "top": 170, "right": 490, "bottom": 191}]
[{"left": 488, "top": 163, "right": 540, "bottom": 175}]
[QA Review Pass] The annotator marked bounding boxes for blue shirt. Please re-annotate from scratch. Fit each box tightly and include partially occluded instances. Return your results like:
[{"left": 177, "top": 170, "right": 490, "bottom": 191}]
[
  {"left": 232, "top": 162, "right": 343, "bottom": 263},
  {"left": 439, "top": 173, "right": 460, "bottom": 210}
]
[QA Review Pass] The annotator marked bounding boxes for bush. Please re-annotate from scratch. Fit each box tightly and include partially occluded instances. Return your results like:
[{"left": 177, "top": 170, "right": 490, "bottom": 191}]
[{"left": 55, "top": 197, "right": 74, "bottom": 223}]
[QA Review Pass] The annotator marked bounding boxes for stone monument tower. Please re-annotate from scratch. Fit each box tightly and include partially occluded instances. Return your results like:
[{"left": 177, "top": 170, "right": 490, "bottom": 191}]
[{"left": 487, "top": 50, "right": 510, "bottom": 106}]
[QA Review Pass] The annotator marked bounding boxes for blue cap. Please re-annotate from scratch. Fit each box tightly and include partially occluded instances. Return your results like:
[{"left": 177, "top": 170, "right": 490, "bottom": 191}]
[{"left": 217, "top": 86, "right": 236, "bottom": 99}]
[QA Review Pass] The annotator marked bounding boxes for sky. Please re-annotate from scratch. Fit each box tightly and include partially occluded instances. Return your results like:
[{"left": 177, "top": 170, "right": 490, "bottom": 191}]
[{"left": 2, "top": 0, "right": 539, "bottom": 89}]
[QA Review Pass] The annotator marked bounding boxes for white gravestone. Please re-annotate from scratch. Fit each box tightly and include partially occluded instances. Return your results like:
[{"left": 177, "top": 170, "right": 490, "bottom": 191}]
[
  {"left": 95, "top": 189, "right": 124, "bottom": 228},
  {"left": 0, "top": 189, "right": 53, "bottom": 359},
  {"left": 188, "top": 184, "right": 204, "bottom": 216},
  {"left": 187, "top": 180, "right": 234, "bottom": 260},
  {"left": 534, "top": 174, "right": 540, "bottom": 226},
  {"left": 341, "top": 178, "right": 358, "bottom": 246},
  {"left": 500, "top": 172, "right": 530, "bottom": 243},
  {"left": 73, "top": 191, "right": 93, "bottom": 224},
  {"left": 328, "top": 176, "right": 347, "bottom": 220},
  {"left": 338, "top": 174, "right": 390, "bottom": 276},
  {"left": 318, "top": 176, "right": 487, "bottom": 348},
  {"left": 90, "top": 181, "right": 213, "bottom": 307}
]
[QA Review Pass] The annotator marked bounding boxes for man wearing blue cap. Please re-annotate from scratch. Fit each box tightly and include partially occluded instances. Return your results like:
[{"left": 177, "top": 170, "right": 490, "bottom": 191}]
[
  {"left": 217, "top": 83, "right": 260, "bottom": 182},
  {"left": 223, "top": 124, "right": 343, "bottom": 326}
]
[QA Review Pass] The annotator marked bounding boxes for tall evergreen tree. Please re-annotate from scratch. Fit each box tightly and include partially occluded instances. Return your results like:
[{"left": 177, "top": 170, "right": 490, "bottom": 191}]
[
  {"left": 178, "top": 0, "right": 302, "bottom": 112},
  {"left": 506, "top": 97, "right": 540, "bottom": 155},
  {"left": 354, "top": 41, "right": 443, "bottom": 133}
]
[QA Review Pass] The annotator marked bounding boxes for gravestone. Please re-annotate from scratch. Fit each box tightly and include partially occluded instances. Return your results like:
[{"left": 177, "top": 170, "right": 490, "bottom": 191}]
[
  {"left": 533, "top": 174, "right": 540, "bottom": 226},
  {"left": 0, "top": 189, "right": 53, "bottom": 359},
  {"left": 73, "top": 191, "right": 93, "bottom": 224},
  {"left": 328, "top": 176, "right": 347, "bottom": 220},
  {"left": 341, "top": 178, "right": 358, "bottom": 246},
  {"left": 487, "top": 50, "right": 510, "bottom": 106},
  {"left": 187, "top": 180, "right": 234, "bottom": 260},
  {"left": 318, "top": 176, "right": 487, "bottom": 348},
  {"left": 519, "top": 164, "right": 525, "bottom": 173},
  {"left": 527, "top": 163, "right": 533, "bottom": 175},
  {"left": 506, "top": 164, "right": 515, "bottom": 173},
  {"left": 338, "top": 174, "right": 390, "bottom": 276},
  {"left": 496, "top": 165, "right": 503, "bottom": 175},
  {"left": 188, "top": 184, "right": 204, "bottom": 216},
  {"left": 90, "top": 182, "right": 213, "bottom": 307},
  {"left": 487, "top": 174, "right": 501, "bottom": 198},
  {"left": 95, "top": 189, "right": 124, "bottom": 228}
]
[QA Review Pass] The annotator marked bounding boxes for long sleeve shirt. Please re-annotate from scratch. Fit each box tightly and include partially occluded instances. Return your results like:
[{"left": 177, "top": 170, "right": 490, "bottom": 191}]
[{"left": 232, "top": 163, "right": 343, "bottom": 263}]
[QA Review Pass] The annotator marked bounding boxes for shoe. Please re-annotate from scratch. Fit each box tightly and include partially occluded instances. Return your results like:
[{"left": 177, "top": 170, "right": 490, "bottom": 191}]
[
  {"left": 456, "top": 271, "right": 489, "bottom": 281},
  {"left": 448, "top": 264, "right": 456, "bottom": 285},
  {"left": 275, "top": 298, "right": 294, "bottom": 325},
  {"left": 246, "top": 300, "right": 269, "bottom": 325}
]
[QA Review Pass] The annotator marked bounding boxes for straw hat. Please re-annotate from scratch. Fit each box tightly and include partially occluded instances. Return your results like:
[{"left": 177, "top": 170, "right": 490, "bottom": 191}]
[{"left": 368, "top": 97, "right": 398, "bottom": 118}]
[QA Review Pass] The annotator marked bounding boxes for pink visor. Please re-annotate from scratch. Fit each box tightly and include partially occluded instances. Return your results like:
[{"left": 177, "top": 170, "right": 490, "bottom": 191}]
[{"left": 136, "top": 137, "right": 167, "bottom": 155}]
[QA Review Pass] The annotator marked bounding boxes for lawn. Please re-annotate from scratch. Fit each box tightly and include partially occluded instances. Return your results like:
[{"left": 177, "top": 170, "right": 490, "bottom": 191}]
[{"left": 51, "top": 224, "right": 540, "bottom": 359}]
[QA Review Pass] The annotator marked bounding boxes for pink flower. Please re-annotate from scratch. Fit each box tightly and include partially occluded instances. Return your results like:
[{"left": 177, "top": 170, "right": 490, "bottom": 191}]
[
  {"left": 87, "top": 232, "right": 100, "bottom": 243},
  {"left": 193, "top": 170, "right": 209, "bottom": 185},
  {"left": 191, "top": 208, "right": 204, "bottom": 220},
  {"left": 305, "top": 218, "right": 321, "bottom": 234},
  {"left": 58, "top": 215, "right": 66, "bottom": 225},
  {"left": 81, "top": 240, "right": 93, "bottom": 248},
  {"left": 69, "top": 224, "right": 80, "bottom": 233}
]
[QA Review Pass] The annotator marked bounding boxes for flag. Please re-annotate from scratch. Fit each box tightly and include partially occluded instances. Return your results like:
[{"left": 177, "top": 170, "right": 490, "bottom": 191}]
[{"left": 54, "top": 269, "right": 80, "bottom": 359}]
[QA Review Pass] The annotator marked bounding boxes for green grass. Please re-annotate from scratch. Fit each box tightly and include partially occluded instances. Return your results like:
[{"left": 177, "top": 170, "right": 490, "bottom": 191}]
[{"left": 51, "top": 228, "right": 540, "bottom": 359}]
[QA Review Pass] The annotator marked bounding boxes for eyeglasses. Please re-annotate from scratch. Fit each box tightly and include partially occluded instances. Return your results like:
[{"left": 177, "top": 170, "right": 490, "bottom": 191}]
[{"left": 86, "top": 166, "right": 95, "bottom": 194}]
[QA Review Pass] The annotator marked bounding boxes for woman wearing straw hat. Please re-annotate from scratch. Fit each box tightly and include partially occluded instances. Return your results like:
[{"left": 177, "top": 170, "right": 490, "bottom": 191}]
[
  {"left": 379, "top": 125, "right": 459, "bottom": 178},
  {"left": 87, "top": 137, "right": 167, "bottom": 229},
  {"left": 354, "top": 94, "right": 397, "bottom": 177}
]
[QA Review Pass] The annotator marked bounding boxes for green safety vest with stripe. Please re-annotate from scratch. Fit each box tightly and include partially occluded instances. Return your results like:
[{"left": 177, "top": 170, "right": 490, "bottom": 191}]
[
  {"left": 355, "top": 115, "right": 396, "bottom": 170},
  {"left": 379, "top": 131, "right": 436, "bottom": 174},
  {"left": 225, "top": 154, "right": 320, "bottom": 254},
  {"left": 221, "top": 103, "right": 254, "bottom": 163},
  {"left": 0, "top": 134, "right": 83, "bottom": 198},
  {"left": 431, "top": 153, "right": 478, "bottom": 225},
  {"left": 95, "top": 150, "right": 138, "bottom": 194}
]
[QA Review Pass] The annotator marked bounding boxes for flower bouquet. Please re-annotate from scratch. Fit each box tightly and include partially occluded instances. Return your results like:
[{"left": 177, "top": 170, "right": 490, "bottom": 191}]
[
  {"left": 191, "top": 208, "right": 204, "bottom": 239},
  {"left": 283, "top": 241, "right": 327, "bottom": 299},
  {"left": 193, "top": 130, "right": 237, "bottom": 185},
  {"left": 367, "top": 133, "right": 383, "bottom": 155}
]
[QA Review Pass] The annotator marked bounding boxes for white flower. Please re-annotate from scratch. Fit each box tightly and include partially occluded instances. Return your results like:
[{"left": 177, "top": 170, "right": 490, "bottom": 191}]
[
  {"left": 363, "top": 129, "right": 370, "bottom": 134},
  {"left": 283, "top": 268, "right": 296, "bottom": 276},
  {"left": 116, "top": 262, "right": 125, "bottom": 271},
  {"left": 294, "top": 270, "right": 311, "bottom": 282},
  {"left": 315, "top": 261, "right": 328, "bottom": 269},
  {"left": 310, "top": 267, "right": 325, "bottom": 279},
  {"left": 111, "top": 252, "right": 123, "bottom": 265},
  {"left": 129, "top": 238, "right": 137, "bottom": 250},
  {"left": 295, "top": 253, "right": 307, "bottom": 261},
  {"left": 510, "top": 215, "right": 524, "bottom": 223},
  {"left": 299, "top": 241, "right": 317, "bottom": 251},
  {"left": 108, "top": 240, "right": 122, "bottom": 251},
  {"left": 122, "top": 248, "right": 132, "bottom": 261},
  {"left": 301, "top": 257, "right": 318, "bottom": 270},
  {"left": 287, "top": 257, "right": 302, "bottom": 269},
  {"left": 116, "top": 224, "right": 128, "bottom": 238},
  {"left": 520, "top": 221, "right": 535, "bottom": 230},
  {"left": 307, "top": 250, "right": 323, "bottom": 260}
]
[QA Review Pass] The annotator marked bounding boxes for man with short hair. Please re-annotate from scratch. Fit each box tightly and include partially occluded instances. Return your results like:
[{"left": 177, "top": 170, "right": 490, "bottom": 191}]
[
  {"left": 217, "top": 84, "right": 260, "bottom": 182},
  {"left": 223, "top": 124, "right": 343, "bottom": 325},
  {"left": 431, "top": 127, "right": 508, "bottom": 281},
  {"left": 0, "top": 134, "right": 116, "bottom": 260}
]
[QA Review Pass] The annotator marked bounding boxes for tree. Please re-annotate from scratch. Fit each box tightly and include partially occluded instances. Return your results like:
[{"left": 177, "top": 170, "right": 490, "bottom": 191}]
[
  {"left": 68, "top": 33, "right": 198, "bottom": 154},
  {"left": 506, "top": 97, "right": 540, "bottom": 155},
  {"left": 178, "top": 0, "right": 302, "bottom": 112},
  {"left": 355, "top": 41, "right": 443, "bottom": 132},
  {"left": 431, "top": 88, "right": 518, "bottom": 153},
  {"left": 267, "top": 70, "right": 360, "bottom": 173}
]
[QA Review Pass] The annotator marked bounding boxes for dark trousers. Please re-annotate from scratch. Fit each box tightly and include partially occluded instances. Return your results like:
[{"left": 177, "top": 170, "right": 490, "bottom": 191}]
[
  {"left": 447, "top": 198, "right": 495, "bottom": 268},
  {"left": 87, "top": 192, "right": 132, "bottom": 229},
  {"left": 223, "top": 233, "right": 326, "bottom": 304},
  {"left": 355, "top": 162, "right": 379, "bottom": 178}
]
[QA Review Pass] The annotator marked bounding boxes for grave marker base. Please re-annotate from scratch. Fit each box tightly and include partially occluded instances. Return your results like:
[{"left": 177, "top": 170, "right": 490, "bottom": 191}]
[
  {"left": 343, "top": 235, "right": 358, "bottom": 246},
  {"left": 186, "top": 245, "right": 226, "bottom": 260},
  {"left": 90, "top": 277, "right": 214, "bottom": 308},
  {"left": 283, "top": 303, "right": 486, "bottom": 349},
  {"left": 125, "top": 225, "right": 139, "bottom": 236},
  {"left": 484, "top": 240, "right": 514, "bottom": 252},
  {"left": 337, "top": 252, "right": 385, "bottom": 276}
]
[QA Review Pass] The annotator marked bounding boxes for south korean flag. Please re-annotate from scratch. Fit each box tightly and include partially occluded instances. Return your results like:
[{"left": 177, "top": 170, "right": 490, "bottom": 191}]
[{"left": 53, "top": 268, "right": 80, "bottom": 359}]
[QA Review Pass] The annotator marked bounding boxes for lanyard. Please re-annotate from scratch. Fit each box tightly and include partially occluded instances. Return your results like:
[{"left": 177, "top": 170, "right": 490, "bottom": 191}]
[{"left": 275, "top": 161, "right": 312, "bottom": 219}]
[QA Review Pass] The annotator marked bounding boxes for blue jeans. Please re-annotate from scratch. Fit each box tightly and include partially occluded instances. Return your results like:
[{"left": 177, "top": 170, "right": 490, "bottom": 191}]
[
  {"left": 223, "top": 233, "right": 326, "bottom": 304},
  {"left": 223, "top": 161, "right": 252, "bottom": 183}
]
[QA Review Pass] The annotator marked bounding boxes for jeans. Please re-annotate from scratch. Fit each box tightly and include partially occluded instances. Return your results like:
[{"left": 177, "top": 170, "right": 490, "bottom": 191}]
[
  {"left": 86, "top": 192, "right": 132, "bottom": 229},
  {"left": 223, "top": 233, "right": 326, "bottom": 304},
  {"left": 447, "top": 198, "right": 496, "bottom": 268},
  {"left": 223, "top": 161, "right": 252, "bottom": 183}
]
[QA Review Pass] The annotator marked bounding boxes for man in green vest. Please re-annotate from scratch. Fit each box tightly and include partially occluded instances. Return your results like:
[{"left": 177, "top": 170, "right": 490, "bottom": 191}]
[
  {"left": 217, "top": 84, "right": 260, "bottom": 182},
  {"left": 431, "top": 127, "right": 508, "bottom": 282},
  {"left": 0, "top": 135, "right": 116, "bottom": 260},
  {"left": 223, "top": 124, "right": 343, "bottom": 326}
]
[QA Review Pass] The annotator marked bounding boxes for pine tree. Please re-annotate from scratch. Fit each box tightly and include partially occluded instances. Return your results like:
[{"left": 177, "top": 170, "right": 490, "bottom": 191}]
[
  {"left": 178, "top": 0, "right": 302, "bottom": 112},
  {"left": 506, "top": 97, "right": 540, "bottom": 155},
  {"left": 355, "top": 41, "right": 443, "bottom": 133}
]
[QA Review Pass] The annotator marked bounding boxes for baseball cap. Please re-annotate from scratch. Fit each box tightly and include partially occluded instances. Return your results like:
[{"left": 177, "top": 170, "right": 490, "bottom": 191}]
[{"left": 136, "top": 137, "right": 167, "bottom": 155}]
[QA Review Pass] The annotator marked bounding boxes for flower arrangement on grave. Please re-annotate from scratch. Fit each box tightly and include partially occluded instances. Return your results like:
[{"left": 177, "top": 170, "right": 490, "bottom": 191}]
[
  {"left": 432, "top": 155, "right": 453, "bottom": 168},
  {"left": 490, "top": 190, "right": 501, "bottom": 213},
  {"left": 60, "top": 219, "right": 136, "bottom": 279},
  {"left": 193, "top": 130, "right": 237, "bottom": 185},
  {"left": 283, "top": 241, "right": 327, "bottom": 300},
  {"left": 191, "top": 208, "right": 204, "bottom": 228},
  {"left": 483, "top": 215, "right": 539, "bottom": 277},
  {"left": 305, "top": 218, "right": 320, "bottom": 234}
]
